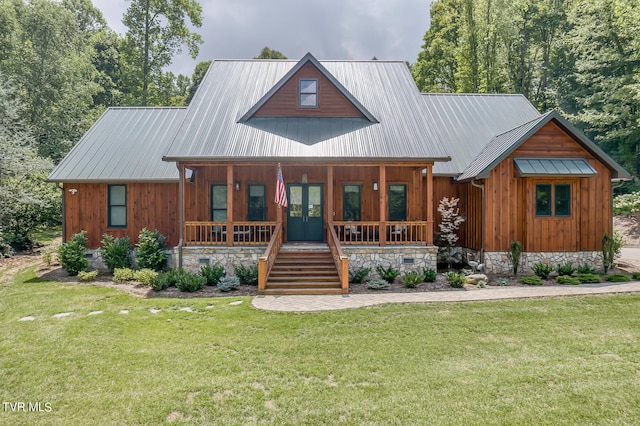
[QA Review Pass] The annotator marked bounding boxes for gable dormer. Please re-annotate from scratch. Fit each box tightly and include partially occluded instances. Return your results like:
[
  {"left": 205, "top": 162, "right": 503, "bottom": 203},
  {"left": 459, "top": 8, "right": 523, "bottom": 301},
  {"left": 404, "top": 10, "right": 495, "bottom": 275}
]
[{"left": 238, "top": 53, "right": 378, "bottom": 123}]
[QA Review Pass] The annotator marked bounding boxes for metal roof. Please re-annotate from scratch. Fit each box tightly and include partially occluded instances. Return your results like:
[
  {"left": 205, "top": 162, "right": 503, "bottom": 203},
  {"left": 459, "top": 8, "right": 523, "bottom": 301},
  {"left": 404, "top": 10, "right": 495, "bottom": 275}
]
[
  {"left": 421, "top": 93, "right": 542, "bottom": 175},
  {"left": 514, "top": 158, "right": 597, "bottom": 176},
  {"left": 48, "top": 107, "right": 185, "bottom": 182},
  {"left": 164, "top": 55, "right": 450, "bottom": 162}
]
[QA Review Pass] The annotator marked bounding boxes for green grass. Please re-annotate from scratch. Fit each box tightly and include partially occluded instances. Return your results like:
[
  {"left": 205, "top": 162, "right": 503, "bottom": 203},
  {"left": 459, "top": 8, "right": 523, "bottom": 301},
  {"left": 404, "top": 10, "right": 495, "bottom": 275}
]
[
  {"left": 2, "top": 267, "right": 640, "bottom": 425},
  {"left": 31, "top": 226, "right": 62, "bottom": 246}
]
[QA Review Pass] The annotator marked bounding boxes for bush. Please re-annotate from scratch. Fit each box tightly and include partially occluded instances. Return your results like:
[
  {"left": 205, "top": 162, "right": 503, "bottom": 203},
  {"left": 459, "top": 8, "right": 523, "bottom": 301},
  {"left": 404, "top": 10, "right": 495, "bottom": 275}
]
[
  {"left": 365, "top": 277, "right": 391, "bottom": 290},
  {"left": 602, "top": 232, "right": 624, "bottom": 273},
  {"left": 532, "top": 262, "right": 553, "bottom": 279},
  {"left": 233, "top": 263, "right": 258, "bottom": 285},
  {"left": 476, "top": 280, "right": 487, "bottom": 288},
  {"left": 556, "top": 262, "right": 576, "bottom": 276},
  {"left": 577, "top": 273, "right": 601, "bottom": 284},
  {"left": 376, "top": 264, "right": 400, "bottom": 283},
  {"left": 42, "top": 245, "right": 58, "bottom": 265},
  {"left": 507, "top": 240, "right": 523, "bottom": 275},
  {"left": 151, "top": 271, "right": 173, "bottom": 291},
  {"left": 58, "top": 231, "right": 89, "bottom": 276},
  {"left": 217, "top": 276, "right": 240, "bottom": 292},
  {"left": 520, "top": 276, "right": 543, "bottom": 286},
  {"left": 135, "top": 228, "right": 168, "bottom": 271},
  {"left": 613, "top": 191, "right": 640, "bottom": 214},
  {"left": 497, "top": 278, "right": 510, "bottom": 286},
  {"left": 446, "top": 271, "right": 466, "bottom": 288},
  {"left": 422, "top": 267, "right": 437, "bottom": 282},
  {"left": 175, "top": 270, "right": 207, "bottom": 292},
  {"left": 403, "top": 271, "right": 423, "bottom": 288},
  {"left": 113, "top": 267, "right": 136, "bottom": 283},
  {"left": 633, "top": 272, "right": 640, "bottom": 280},
  {"left": 577, "top": 263, "right": 598, "bottom": 275},
  {"left": 556, "top": 275, "right": 580, "bottom": 285},
  {"left": 99, "top": 235, "right": 132, "bottom": 273},
  {"left": 201, "top": 262, "right": 226, "bottom": 286},
  {"left": 349, "top": 266, "right": 371, "bottom": 284},
  {"left": 134, "top": 268, "right": 158, "bottom": 285},
  {"left": 77, "top": 270, "right": 98, "bottom": 282},
  {"left": 606, "top": 273, "right": 630, "bottom": 282}
]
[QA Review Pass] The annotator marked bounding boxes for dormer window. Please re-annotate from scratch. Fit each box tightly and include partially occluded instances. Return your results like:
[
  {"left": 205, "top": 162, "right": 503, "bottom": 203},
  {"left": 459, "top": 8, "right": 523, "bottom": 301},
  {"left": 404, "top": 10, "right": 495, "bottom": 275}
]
[{"left": 299, "top": 79, "right": 318, "bottom": 107}]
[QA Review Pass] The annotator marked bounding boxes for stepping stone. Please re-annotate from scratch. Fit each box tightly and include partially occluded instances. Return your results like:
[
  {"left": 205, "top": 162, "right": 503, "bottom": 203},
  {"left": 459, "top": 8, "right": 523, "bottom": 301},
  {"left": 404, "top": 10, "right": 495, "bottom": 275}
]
[
  {"left": 19, "top": 316, "right": 35, "bottom": 321},
  {"left": 119, "top": 310, "right": 129, "bottom": 315},
  {"left": 229, "top": 301, "right": 243, "bottom": 306},
  {"left": 149, "top": 309, "right": 161, "bottom": 314},
  {"left": 88, "top": 311, "right": 103, "bottom": 316},
  {"left": 205, "top": 305, "right": 214, "bottom": 309},
  {"left": 179, "top": 307, "right": 194, "bottom": 312},
  {"left": 53, "top": 312, "right": 73, "bottom": 318}
]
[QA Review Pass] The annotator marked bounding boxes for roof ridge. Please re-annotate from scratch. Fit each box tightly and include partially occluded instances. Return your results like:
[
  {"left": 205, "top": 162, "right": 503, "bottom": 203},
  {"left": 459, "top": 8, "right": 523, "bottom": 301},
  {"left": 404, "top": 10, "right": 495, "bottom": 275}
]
[
  {"left": 421, "top": 92, "right": 528, "bottom": 98},
  {"left": 108, "top": 106, "right": 188, "bottom": 110},
  {"left": 491, "top": 111, "right": 550, "bottom": 138}
]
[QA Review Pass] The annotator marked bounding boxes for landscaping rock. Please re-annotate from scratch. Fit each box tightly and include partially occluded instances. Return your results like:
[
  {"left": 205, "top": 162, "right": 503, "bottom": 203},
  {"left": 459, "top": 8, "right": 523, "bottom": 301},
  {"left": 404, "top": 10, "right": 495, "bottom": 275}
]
[{"left": 466, "top": 274, "right": 488, "bottom": 285}]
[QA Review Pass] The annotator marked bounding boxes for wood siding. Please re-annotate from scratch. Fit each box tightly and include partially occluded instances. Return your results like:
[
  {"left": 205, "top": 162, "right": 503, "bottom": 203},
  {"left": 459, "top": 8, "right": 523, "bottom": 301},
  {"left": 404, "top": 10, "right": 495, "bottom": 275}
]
[
  {"left": 254, "top": 62, "right": 364, "bottom": 118},
  {"left": 63, "top": 182, "right": 179, "bottom": 248}
]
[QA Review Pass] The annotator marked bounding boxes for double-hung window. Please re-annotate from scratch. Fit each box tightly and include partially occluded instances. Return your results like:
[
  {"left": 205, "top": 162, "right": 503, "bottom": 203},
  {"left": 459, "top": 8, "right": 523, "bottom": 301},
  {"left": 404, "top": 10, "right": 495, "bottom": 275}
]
[
  {"left": 210, "top": 184, "right": 227, "bottom": 221},
  {"left": 536, "top": 184, "right": 571, "bottom": 217},
  {"left": 108, "top": 184, "right": 127, "bottom": 228},
  {"left": 299, "top": 79, "right": 318, "bottom": 107}
]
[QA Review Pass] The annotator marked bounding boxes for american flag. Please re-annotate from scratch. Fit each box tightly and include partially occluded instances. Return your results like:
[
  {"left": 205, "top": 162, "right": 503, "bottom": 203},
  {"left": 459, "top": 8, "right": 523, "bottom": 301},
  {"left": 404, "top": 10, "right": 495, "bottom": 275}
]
[{"left": 275, "top": 164, "right": 288, "bottom": 207}]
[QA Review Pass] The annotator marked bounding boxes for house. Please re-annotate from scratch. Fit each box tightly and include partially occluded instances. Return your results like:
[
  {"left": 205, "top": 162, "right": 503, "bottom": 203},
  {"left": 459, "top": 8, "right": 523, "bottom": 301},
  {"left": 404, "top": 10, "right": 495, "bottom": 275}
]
[{"left": 48, "top": 53, "right": 631, "bottom": 293}]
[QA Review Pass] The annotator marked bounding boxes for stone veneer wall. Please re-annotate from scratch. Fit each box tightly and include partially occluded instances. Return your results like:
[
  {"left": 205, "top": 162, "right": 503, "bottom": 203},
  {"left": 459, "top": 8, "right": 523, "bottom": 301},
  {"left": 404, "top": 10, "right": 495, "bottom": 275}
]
[
  {"left": 484, "top": 251, "right": 603, "bottom": 274},
  {"left": 342, "top": 246, "right": 437, "bottom": 275},
  {"left": 176, "top": 246, "right": 266, "bottom": 273}
]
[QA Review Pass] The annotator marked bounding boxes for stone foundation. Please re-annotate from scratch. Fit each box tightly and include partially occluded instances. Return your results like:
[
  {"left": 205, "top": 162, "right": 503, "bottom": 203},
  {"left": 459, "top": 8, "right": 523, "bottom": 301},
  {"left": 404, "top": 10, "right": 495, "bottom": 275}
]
[
  {"left": 343, "top": 245, "right": 437, "bottom": 276},
  {"left": 484, "top": 251, "right": 603, "bottom": 275},
  {"left": 176, "top": 246, "right": 266, "bottom": 273}
]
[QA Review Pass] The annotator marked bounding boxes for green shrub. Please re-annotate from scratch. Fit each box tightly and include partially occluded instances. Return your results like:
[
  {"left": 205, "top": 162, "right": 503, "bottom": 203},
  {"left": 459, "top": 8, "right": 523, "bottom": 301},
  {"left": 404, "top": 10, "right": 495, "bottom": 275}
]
[
  {"left": 497, "top": 278, "right": 510, "bottom": 286},
  {"left": 556, "top": 262, "right": 576, "bottom": 276},
  {"left": 606, "top": 273, "right": 630, "bottom": 282},
  {"left": 520, "top": 276, "right": 543, "bottom": 286},
  {"left": 577, "top": 273, "right": 601, "bottom": 284},
  {"left": 446, "top": 271, "right": 466, "bottom": 288},
  {"left": 134, "top": 268, "right": 158, "bottom": 285},
  {"left": 151, "top": 272, "right": 173, "bottom": 291},
  {"left": 633, "top": 272, "right": 640, "bottom": 280},
  {"left": 532, "top": 262, "right": 553, "bottom": 279},
  {"left": 113, "top": 267, "right": 136, "bottom": 283},
  {"left": 349, "top": 266, "right": 371, "bottom": 284},
  {"left": 201, "top": 263, "right": 226, "bottom": 286},
  {"left": 175, "top": 270, "right": 207, "bottom": 292},
  {"left": 476, "top": 280, "right": 487, "bottom": 288},
  {"left": 77, "top": 270, "right": 98, "bottom": 282},
  {"left": 0, "top": 235, "right": 14, "bottom": 258},
  {"left": 613, "top": 191, "right": 640, "bottom": 214},
  {"left": 602, "top": 232, "right": 624, "bottom": 273},
  {"left": 507, "top": 240, "right": 523, "bottom": 275},
  {"left": 577, "top": 263, "right": 598, "bottom": 275},
  {"left": 365, "top": 277, "right": 391, "bottom": 290},
  {"left": 58, "top": 231, "right": 89, "bottom": 276},
  {"left": 376, "top": 264, "right": 400, "bottom": 283},
  {"left": 135, "top": 228, "right": 168, "bottom": 271},
  {"left": 99, "top": 235, "right": 132, "bottom": 273},
  {"left": 556, "top": 275, "right": 581, "bottom": 285},
  {"left": 233, "top": 263, "right": 258, "bottom": 285},
  {"left": 42, "top": 245, "right": 58, "bottom": 265},
  {"left": 422, "top": 267, "right": 437, "bottom": 282},
  {"left": 217, "top": 276, "right": 240, "bottom": 292},
  {"left": 403, "top": 271, "right": 423, "bottom": 288}
]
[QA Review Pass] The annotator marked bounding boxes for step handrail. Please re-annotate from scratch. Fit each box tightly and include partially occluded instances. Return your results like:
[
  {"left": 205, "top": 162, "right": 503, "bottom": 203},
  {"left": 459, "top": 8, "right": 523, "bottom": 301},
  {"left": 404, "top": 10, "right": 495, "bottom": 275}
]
[
  {"left": 258, "top": 222, "right": 283, "bottom": 291},
  {"left": 327, "top": 221, "right": 349, "bottom": 292}
]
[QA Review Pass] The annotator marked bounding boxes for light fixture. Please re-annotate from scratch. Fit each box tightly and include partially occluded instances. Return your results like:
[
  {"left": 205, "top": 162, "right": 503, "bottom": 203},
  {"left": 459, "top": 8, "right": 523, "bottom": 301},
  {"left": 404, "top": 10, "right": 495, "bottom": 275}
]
[
  {"left": 185, "top": 168, "right": 195, "bottom": 182},
  {"left": 302, "top": 173, "right": 308, "bottom": 183},
  {"left": 373, "top": 181, "right": 378, "bottom": 191},
  {"left": 68, "top": 188, "right": 78, "bottom": 194},
  {"left": 235, "top": 182, "right": 241, "bottom": 191}
]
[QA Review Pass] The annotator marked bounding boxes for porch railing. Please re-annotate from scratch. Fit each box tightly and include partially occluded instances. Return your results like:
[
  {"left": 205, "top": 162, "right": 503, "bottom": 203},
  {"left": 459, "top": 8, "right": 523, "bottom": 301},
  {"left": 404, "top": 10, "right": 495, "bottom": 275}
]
[
  {"left": 327, "top": 221, "right": 349, "bottom": 292},
  {"left": 258, "top": 222, "right": 283, "bottom": 291},
  {"left": 184, "top": 221, "right": 277, "bottom": 246},
  {"left": 332, "top": 221, "right": 431, "bottom": 245}
]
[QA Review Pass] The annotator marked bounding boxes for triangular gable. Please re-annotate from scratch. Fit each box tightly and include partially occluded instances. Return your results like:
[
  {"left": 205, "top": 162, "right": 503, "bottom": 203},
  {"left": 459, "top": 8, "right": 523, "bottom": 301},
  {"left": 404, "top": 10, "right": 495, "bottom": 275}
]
[
  {"left": 238, "top": 52, "right": 378, "bottom": 123},
  {"left": 457, "top": 110, "right": 631, "bottom": 182}
]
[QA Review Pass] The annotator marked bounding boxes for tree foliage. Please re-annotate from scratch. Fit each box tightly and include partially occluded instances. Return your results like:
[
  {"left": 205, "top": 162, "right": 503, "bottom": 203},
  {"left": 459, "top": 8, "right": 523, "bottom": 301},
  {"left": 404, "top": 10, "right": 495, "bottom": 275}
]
[{"left": 254, "top": 47, "right": 287, "bottom": 59}]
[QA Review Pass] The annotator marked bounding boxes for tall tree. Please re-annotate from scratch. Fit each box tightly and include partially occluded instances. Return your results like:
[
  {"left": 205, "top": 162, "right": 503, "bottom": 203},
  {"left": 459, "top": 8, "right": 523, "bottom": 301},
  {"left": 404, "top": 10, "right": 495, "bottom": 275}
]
[
  {"left": 122, "top": 0, "right": 203, "bottom": 106},
  {"left": 185, "top": 60, "right": 211, "bottom": 104}
]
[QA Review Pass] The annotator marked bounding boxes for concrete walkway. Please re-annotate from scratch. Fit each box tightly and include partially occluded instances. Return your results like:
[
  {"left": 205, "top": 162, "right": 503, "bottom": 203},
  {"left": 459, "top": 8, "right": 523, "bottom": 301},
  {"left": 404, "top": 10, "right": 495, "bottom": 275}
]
[{"left": 252, "top": 281, "right": 640, "bottom": 312}]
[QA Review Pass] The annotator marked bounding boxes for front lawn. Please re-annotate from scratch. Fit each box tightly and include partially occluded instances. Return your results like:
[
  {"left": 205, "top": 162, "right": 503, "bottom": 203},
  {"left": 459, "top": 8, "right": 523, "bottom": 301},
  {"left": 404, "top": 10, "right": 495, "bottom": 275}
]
[{"left": 2, "top": 266, "right": 639, "bottom": 425}]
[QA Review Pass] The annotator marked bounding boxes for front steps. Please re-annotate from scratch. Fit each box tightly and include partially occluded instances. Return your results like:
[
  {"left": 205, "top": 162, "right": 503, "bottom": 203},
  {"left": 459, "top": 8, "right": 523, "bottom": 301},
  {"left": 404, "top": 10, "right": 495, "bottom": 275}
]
[{"left": 260, "top": 245, "right": 345, "bottom": 295}]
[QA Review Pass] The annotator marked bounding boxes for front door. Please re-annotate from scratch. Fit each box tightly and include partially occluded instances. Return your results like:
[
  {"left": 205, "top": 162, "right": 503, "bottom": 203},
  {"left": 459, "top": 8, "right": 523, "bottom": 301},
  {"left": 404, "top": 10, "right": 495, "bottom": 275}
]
[{"left": 287, "top": 183, "right": 324, "bottom": 241}]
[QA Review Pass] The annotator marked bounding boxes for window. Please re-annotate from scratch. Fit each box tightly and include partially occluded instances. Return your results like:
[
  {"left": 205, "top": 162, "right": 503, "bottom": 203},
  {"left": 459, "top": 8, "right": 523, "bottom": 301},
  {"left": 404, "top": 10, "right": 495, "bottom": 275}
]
[
  {"left": 388, "top": 184, "right": 407, "bottom": 221},
  {"left": 108, "top": 184, "right": 127, "bottom": 227},
  {"left": 343, "top": 184, "right": 361, "bottom": 221},
  {"left": 210, "top": 184, "right": 227, "bottom": 221},
  {"left": 535, "top": 183, "right": 571, "bottom": 217},
  {"left": 299, "top": 78, "right": 318, "bottom": 107},
  {"left": 248, "top": 184, "right": 266, "bottom": 221}
]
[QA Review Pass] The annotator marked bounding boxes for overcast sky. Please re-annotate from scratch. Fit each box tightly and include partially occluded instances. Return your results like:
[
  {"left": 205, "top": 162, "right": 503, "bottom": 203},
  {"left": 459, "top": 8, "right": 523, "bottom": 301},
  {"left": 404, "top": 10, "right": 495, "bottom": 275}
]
[{"left": 92, "top": 0, "right": 432, "bottom": 77}]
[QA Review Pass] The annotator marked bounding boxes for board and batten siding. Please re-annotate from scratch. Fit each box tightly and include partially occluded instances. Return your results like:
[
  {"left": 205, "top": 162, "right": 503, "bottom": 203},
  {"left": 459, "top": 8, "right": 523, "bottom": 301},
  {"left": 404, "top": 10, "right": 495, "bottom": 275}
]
[{"left": 63, "top": 182, "right": 179, "bottom": 248}]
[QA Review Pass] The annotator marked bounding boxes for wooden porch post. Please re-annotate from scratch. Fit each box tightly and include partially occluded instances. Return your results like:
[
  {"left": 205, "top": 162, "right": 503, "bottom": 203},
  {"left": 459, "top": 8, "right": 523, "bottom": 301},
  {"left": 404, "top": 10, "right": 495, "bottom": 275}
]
[
  {"left": 327, "top": 165, "right": 334, "bottom": 226},
  {"left": 379, "top": 165, "right": 386, "bottom": 247},
  {"left": 226, "top": 164, "right": 234, "bottom": 247},
  {"left": 426, "top": 164, "right": 434, "bottom": 245}
]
